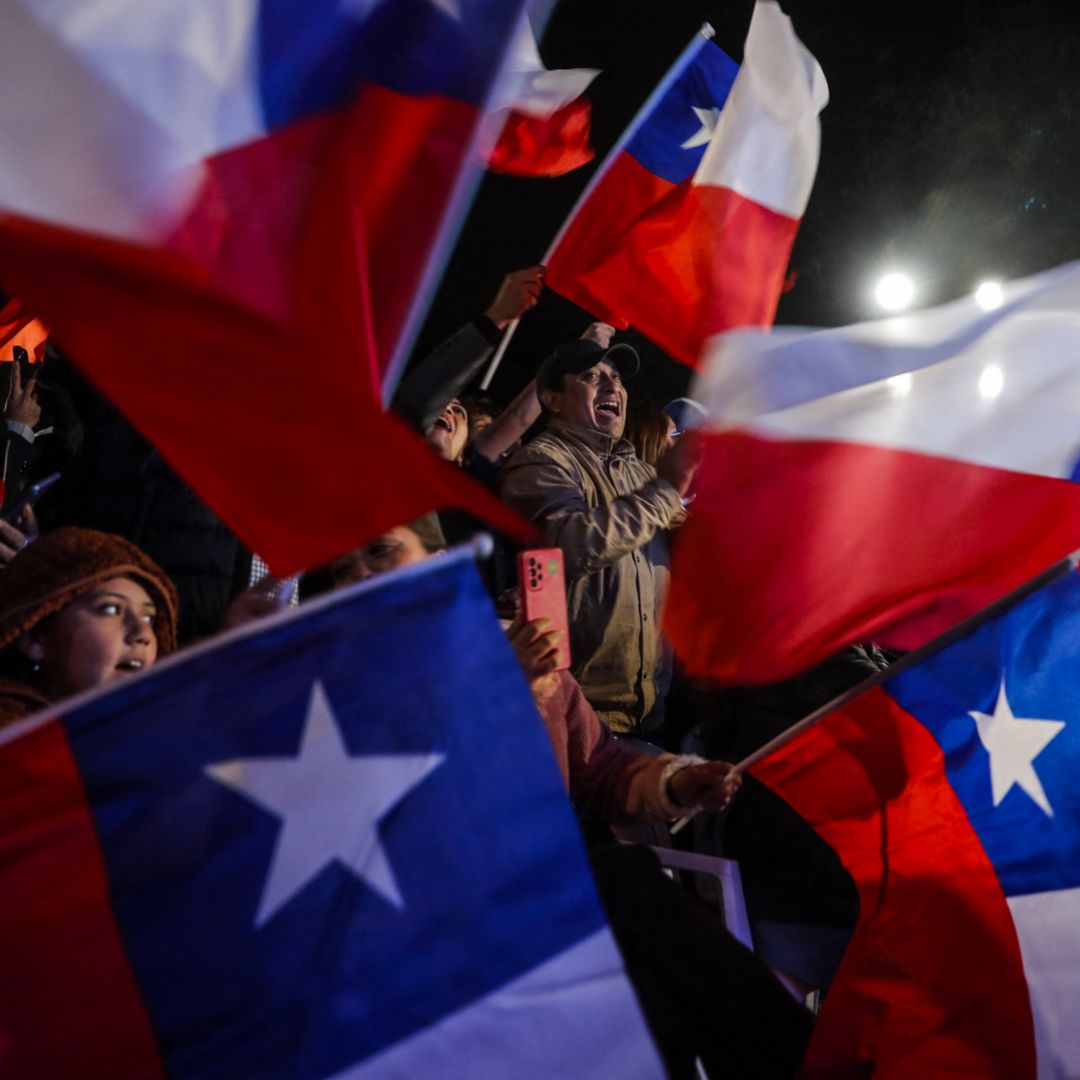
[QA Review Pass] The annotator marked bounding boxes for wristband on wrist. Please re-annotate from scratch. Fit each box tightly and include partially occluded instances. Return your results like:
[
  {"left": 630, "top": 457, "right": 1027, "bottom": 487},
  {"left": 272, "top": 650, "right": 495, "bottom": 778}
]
[{"left": 658, "top": 754, "right": 707, "bottom": 819}]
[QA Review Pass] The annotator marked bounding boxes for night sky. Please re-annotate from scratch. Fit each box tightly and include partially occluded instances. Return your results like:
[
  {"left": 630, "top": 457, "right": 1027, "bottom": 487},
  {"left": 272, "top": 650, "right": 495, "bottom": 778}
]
[{"left": 410, "top": 0, "right": 1080, "bottom": 408}]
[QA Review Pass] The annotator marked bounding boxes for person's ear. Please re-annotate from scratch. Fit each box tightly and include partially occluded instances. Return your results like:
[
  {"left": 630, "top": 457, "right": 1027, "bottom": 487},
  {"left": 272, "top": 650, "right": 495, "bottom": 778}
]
[
  {"left": 540, "top": 387, "right": 560, "bottom": 414},
  {"left": 16, "top": 632, "right": 44, "bottom": 663}
]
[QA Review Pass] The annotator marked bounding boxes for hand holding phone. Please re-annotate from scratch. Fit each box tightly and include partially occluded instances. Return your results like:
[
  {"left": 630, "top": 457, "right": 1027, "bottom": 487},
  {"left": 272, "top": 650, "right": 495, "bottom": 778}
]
[
  {"left": 516, "top": 547, "right": 571, "bottom": 673},
  {"left": 1, "top": 472, "right": 60, "bottom": 527}
]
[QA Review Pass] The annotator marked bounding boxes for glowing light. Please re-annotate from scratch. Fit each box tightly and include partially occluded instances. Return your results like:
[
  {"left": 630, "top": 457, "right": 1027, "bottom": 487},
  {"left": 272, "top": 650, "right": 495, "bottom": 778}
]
[
  {"left": 974, "top": 281, "right": 1004, "bottom": 311},
  {"left": 874, "top": 272, "right": 915, "bottom": 312},
  {"left": 886, "top": 373, "right": 913, "bottom": 397},
  {"left": 979, "top": 365, "right": 1005, "bottom": 400}
]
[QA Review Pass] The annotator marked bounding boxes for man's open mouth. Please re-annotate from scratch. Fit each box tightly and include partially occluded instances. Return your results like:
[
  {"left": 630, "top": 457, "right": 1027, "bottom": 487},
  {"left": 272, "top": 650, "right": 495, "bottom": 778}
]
[
  {"left": 435, "top": 416, "right": 453, "bottom": 432},
  {"left": 596, "top": 401, "right": 620, "bottom": 417}
]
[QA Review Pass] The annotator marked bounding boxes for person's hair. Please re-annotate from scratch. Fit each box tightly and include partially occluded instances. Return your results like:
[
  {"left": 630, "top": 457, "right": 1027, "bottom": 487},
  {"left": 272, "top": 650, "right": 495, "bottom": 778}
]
[
  {"left": 326, "top": 514, "right": 447, "bottom": 587},
  {"left": 407, "top": 513, "right": 447, "bottom": 554},
  {"left": 0, "top": 527, "right": 179, "bottom": 678},
  {"left": 625, "top": 403, "right": 673, "bottom": 467},
  {"left": 459, "top": 391, "right": 500, "bottom": 443}
]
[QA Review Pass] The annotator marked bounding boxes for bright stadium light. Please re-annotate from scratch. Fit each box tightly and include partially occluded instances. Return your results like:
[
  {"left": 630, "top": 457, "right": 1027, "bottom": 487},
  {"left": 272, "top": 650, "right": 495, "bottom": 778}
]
[
  {"left": 874, "top": 272, "right": 915, "bottom": 312},
  {"left": 974, "top": 280, "right": 1004, "bottom": 311},
  {"left": 978, "top": 364, "right": 1004, "bottom": 400}
]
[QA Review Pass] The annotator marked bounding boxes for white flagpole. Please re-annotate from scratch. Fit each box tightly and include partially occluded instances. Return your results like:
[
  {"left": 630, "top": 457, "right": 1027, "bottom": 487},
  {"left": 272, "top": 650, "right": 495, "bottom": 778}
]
[{"left": 478, "top": 22, "right": 716, "bottom": 391}]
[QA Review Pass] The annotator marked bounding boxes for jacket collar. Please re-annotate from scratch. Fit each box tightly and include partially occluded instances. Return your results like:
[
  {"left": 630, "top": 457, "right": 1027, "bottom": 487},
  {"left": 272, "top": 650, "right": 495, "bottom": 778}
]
[{"left": 548, "top": 418, "right": 637, "bottom": 459}]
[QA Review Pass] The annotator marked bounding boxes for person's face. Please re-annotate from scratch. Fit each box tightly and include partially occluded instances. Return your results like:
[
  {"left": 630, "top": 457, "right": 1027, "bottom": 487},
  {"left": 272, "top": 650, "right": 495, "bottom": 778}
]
[
  {"left": 470, "top": 410, "right": 495, "bottom": 438},
  {"left": 544, "top": 360, "right": 628, "bottom": 439},
  {"left": 31, "top": 577, "right": 159, "bottom": 699},
  {"left": 333, "top": 527, "right": 431, "bottom": 585},
  {"left": 426, "top": 398, "right": 469, "bottom": 463}
]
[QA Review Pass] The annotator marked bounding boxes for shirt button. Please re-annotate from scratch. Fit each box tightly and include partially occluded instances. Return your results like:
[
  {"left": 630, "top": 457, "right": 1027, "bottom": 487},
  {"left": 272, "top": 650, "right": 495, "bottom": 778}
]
[{"left": 642, "top": 613, "right": 649, "bottom": 622}]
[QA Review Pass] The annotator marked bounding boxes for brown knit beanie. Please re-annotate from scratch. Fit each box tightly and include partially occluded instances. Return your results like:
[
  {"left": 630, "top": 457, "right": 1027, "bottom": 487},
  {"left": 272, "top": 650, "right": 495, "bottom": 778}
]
[{"left": 0, "top": 527, "right": 179, "bottom": 656}]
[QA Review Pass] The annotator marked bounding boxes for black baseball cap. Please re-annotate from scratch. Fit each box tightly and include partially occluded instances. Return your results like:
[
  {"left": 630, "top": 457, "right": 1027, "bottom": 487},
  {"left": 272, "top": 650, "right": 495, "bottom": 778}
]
[{"left": 535, "top": 339, "right": 640, "bottom": 401}]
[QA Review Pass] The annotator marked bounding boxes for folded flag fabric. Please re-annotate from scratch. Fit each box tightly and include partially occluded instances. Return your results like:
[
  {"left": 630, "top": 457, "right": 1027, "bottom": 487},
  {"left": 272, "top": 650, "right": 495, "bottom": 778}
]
[
  {"left": 0, "top": 298, "right": 48, "bottom": 365},
  {"left": 0, "top": 0, "right": 527, "bottom": 398},
  {"left": 485, "top": 11, "right": 598, "bottom": 178},
  {"left": 0, "top": 0, "right": 533, "bottom": 572},
  {"left": 666, "top": 260, "right": 1080, "bottom": 684},
  {"left": 0, "top": 548, "right": 663, "bottom": 1079},
  {"left": 753, "top": 559, "right": 1080, "bottom": 1078},
  {"left": 544, "top": 1, "right": 827, "bottom": 367}
]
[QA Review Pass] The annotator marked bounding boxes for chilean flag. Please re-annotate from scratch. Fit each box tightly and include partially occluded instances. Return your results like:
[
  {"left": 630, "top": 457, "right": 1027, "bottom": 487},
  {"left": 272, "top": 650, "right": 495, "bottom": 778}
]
[
  {"left": 485, "top": 12, "right": 598, "bottom": 178},
  {"left": 0, "top": 0, "right": 528, "bottom": 397},
  {"left": 543, "top": 2, "right": 827, "bottom": 368},
  {"left": 666, "top": 262, "right": 1080, "bottom": 685},
  {"left": 0, "top": 549, "right": 662, "bottom": 1078},
  {"left": 752, "top": 561, "right": 1080, "bottom": 1077},
  {"left": 0, "top": 0, "right": 532, "bottom": 572}
]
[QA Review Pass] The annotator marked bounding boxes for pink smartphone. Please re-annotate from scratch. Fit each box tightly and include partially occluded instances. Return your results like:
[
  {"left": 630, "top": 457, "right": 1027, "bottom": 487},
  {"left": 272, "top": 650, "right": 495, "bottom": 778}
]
[{"left": 517, "top": 547, "right": 571, "bottom": 672}]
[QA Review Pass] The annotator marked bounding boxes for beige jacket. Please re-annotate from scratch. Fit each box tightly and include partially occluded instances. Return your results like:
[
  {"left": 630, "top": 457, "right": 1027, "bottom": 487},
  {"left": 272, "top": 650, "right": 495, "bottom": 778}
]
[{"left": 499, "top": 419, "right": 685, "bottom": 733}]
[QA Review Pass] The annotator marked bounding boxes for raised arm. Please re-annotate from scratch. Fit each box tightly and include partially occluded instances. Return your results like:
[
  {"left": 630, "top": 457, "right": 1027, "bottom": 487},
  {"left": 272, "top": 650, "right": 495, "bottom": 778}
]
[{"left": 392, "top": 266, "right": 544, "bottom": 434}]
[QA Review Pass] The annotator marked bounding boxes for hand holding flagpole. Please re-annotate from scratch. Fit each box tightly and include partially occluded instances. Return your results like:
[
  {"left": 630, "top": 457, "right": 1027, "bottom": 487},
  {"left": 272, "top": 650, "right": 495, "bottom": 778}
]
[{"left": 669, "top": 550, "right": 1080, "bottom": 835}]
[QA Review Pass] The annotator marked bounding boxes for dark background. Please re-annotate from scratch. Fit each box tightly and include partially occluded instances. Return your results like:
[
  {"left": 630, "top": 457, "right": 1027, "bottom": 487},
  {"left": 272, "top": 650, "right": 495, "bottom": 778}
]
[{"left": 408, "top": 0, "right": 1080, "bottom": 408}]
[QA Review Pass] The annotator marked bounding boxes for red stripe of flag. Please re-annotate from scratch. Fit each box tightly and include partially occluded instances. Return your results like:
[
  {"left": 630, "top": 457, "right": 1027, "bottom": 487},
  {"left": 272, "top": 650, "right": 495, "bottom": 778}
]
[
  {"left": 0, "top": 211, "right": 531, "bottom": 574},
  {"left": 754, "top": 686, "right": 1037, "bottom": 1078},
  {"left": 0, "top": 721, "right": 164, "bottom": 1077},
  {"left": 568, "top": 182, "right": 799, "bottom": 366},
  {"left": 666, "top": 432, "right": 1080, "bottom": 685},
  {"left": 487, "top": 98, "right": 595, "bottom": 178}
]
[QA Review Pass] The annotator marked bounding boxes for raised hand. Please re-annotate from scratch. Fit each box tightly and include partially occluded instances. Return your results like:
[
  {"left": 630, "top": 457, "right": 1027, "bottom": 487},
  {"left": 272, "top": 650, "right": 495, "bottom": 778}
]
[
  {"left": 485, "top": 266, "right": 545, "bottom": 329},
  {"left": 507, "top": 612, "right": 564, "bottom": 705},
  {"left": 5, "top": 361, "right": 41, "bottom": 429},
  {"left": 669, "top": 761, "right": 742, "bottom": 813}
]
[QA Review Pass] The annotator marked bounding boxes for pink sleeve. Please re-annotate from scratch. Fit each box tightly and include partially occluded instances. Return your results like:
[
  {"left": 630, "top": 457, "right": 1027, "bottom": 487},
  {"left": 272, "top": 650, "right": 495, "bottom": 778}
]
[{"left": 561, "top": 675, "right": 676, "bottom": 823}]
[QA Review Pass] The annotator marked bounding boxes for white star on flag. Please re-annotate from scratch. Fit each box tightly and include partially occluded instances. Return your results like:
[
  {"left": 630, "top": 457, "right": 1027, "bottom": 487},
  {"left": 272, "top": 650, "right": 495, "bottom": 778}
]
[
  {"left": 969, "top": 678, "right": 1065, "bottom": 816},
  {"left": 207, "top": 680, "right": 444, "bottom": 926},
  {"left": 680, "top": 105, "right": 722, "bottom": 150},
  {"left": 341, "top": 0, "right": 461, "bottom": 22}
]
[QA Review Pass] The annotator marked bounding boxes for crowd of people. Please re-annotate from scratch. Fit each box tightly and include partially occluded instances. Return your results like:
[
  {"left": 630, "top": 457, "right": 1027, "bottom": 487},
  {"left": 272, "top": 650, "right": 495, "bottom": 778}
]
[{"left": 0, "top": 270, "right": 862, "bottom": 1077}]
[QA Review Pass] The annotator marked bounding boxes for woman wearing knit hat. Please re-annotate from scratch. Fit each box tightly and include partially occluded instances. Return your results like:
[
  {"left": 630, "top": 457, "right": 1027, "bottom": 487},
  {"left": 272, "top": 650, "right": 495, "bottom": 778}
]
[{"left": 0, "top": 527, "right": 179, "bottom": 727}]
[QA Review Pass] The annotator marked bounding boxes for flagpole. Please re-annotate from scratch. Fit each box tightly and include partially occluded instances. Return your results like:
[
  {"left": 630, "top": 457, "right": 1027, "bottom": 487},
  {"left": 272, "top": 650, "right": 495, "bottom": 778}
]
[
  {"left": 381, "top": 2, "right": 540, "bottom": 407},
  {"left": 670, "top": 550, "right": 1080, "bottom": 834},
  {"left": 478, "top": 22, "right": 716, "bottom": 391}
]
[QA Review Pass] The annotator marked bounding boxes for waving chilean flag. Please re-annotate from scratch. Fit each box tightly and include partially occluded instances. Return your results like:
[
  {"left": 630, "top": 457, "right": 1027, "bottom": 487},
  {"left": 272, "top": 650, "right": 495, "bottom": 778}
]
[
  {"left": 666, "top": 262, "right": 1080, "bottom": 685},
  {"left": 0, "top": 549, "right": 662, "bottom": 1078},
  {"left": 0, "top": 0, "right": 532, "bottom": 572},
  {"left": 753, "top": 561, "right": 1080, "bottom": 1077},
  {"left": 0, "top": 0, "right": 527, "bottom": 395},
  {"left": 544, "top": 2, "right": 827, "bottom": 367},
  {"left": 485, "top": 11, "right": 599, "bottom": 179}
]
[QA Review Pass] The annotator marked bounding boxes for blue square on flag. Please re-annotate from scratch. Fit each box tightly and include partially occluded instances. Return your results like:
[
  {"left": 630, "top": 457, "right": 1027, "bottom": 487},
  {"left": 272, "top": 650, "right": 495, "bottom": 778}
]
[
  {"left": 627, "top": 39, "right": 738, "bottom": 184},
  {"left": 0, "top": 551, "right": 660, "bottom": 1078},
  {"left": 888, "top": 569, "right": 1080, "bottom": 898}
]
